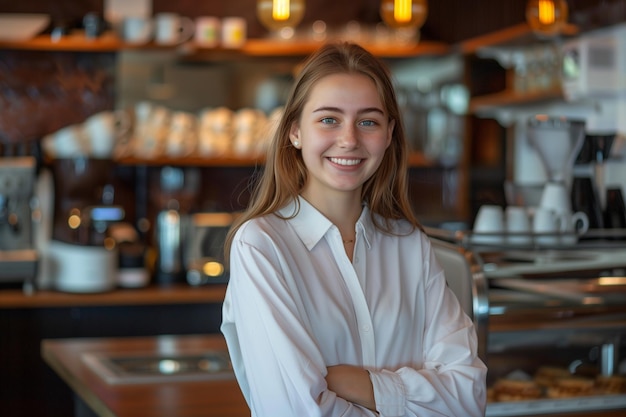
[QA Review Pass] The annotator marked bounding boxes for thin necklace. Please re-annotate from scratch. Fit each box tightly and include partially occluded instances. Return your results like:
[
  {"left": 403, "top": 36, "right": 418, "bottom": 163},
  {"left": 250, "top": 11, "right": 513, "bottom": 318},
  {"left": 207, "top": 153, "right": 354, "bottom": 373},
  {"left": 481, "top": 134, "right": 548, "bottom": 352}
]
[{"left": 343, "top": 238, "right": 354, "bottom": 244}]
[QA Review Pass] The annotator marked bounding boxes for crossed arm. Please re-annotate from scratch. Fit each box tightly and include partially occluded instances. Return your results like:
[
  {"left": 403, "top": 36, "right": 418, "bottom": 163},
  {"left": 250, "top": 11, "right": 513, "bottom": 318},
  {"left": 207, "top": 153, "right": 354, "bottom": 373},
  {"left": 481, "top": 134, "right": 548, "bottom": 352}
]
[{"left": 326, "top": 365, "right": 377, "bottom": 412}]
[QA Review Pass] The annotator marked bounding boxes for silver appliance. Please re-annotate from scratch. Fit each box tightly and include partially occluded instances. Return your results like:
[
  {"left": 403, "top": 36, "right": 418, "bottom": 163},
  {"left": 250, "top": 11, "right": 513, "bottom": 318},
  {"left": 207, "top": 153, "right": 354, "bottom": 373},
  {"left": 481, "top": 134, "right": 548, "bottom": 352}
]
[
  {"left": 183, "top": 212, "right": 236, "bottom": 286},
  {"left": 0, "top": 157, "right": 38, "bottom": 292}
]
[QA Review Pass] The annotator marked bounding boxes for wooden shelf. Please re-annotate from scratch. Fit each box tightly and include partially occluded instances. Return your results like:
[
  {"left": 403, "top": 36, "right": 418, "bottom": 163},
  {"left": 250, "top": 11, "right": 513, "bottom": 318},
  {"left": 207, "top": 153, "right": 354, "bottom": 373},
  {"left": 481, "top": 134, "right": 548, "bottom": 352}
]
[
  {"left": 458, "top": 22, "right": 580, "bottom": 55},
  {"left": 240, "top": 38, "right": 450, "bottom": 58},
  {"left": 116, "top": 154, "right": 264, "bottom": 167},
  {"left": 116, "top": 152, "right": 435, "bottom": 168},
  {"left": 0, "top": 32, "right": 123, "bottom": 52},
  {"left": 0, "top": 283, "right": 227, "bottom": 309},
  {"left": 0, "top": 31, "right": 449, "bottom": 58},
  {"left": 469, "top": 86, "right": 565, "bottom": 114}
]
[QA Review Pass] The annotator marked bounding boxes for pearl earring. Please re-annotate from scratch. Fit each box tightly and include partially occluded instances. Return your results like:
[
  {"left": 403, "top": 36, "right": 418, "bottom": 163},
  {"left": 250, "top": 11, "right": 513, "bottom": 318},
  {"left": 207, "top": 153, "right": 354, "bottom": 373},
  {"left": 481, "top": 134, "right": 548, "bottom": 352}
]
[{"left": 293, "top": 140, "right": 300, "bottom": 148}]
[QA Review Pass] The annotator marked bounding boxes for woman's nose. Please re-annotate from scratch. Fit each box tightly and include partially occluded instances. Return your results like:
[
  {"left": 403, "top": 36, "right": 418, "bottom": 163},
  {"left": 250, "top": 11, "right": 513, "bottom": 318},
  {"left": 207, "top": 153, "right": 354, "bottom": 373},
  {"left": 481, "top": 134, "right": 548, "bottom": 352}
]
[{"left": 337, "top": 125, "right": 358, "bottom": 148}]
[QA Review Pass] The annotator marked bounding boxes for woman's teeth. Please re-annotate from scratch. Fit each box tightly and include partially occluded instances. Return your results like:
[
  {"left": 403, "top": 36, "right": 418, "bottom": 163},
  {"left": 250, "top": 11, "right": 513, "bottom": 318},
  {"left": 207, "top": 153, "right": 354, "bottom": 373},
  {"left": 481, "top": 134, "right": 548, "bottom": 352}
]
[{"left": 329, "top": 157, "right": 362, "bottom": 166}]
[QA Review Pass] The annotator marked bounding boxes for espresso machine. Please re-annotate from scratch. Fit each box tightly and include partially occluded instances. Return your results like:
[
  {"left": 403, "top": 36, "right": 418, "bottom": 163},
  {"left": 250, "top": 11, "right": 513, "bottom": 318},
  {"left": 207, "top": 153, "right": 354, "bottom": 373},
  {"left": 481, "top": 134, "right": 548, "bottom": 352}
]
[
  {"left": 507, "top": 24, "right": 626, "bottom": 238},
  {"left": 0, "top": 157, "right": 38, "bottom": 292},
  {"left": 45, "top": 158, "right": 125, "bottom": 293},
  {"left": 561, "top": 22, "right": 626, "bottom": 231}
]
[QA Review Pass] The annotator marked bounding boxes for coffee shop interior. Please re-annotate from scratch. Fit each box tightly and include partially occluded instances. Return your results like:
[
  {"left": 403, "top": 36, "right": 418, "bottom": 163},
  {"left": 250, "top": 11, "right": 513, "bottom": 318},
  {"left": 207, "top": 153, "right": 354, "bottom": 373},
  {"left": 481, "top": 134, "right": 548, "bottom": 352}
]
[{"left": 1, "top": 0, "right": 626, "bottom": 416}]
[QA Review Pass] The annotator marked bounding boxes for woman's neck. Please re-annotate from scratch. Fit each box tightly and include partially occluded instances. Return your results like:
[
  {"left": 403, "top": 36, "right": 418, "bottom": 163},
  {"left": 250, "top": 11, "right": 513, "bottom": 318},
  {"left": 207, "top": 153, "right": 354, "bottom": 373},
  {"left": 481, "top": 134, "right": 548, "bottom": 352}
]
[{"left": 300, "top": 189, "right": 362, "bottom": 238}]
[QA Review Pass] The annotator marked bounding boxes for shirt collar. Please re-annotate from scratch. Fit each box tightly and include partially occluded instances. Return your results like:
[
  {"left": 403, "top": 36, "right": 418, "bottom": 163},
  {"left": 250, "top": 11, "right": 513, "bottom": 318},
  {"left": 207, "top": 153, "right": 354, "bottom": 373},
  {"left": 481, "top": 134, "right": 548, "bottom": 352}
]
[{"left": 278, "top": 196, "right": 374, "bottom": 251}]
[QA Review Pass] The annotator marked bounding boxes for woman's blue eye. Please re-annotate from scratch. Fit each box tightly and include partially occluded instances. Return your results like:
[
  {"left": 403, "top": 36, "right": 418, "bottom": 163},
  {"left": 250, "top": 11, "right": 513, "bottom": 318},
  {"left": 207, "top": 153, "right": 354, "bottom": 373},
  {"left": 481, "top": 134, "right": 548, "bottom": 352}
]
[
  {"left": 360, "top": 120, "right": 376, "bottom": 127},
  {"left": 321, "top": 117, "right": 336, "bottom": 124}
]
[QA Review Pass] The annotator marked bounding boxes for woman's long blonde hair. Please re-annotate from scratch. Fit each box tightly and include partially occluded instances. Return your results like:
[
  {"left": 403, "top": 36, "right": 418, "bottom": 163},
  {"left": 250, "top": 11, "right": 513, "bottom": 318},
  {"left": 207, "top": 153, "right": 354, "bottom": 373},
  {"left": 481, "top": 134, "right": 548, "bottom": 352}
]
[{"left": 224, "top": 42, "right": 420, "bottom": 259}]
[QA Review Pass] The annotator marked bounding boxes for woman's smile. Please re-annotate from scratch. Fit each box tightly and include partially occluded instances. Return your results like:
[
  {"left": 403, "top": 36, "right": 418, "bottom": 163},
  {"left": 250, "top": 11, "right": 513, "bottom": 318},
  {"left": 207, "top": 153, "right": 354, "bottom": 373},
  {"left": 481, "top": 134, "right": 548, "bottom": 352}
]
[{"left": 327, "top": 157, "right": 364, "bottom": 167}]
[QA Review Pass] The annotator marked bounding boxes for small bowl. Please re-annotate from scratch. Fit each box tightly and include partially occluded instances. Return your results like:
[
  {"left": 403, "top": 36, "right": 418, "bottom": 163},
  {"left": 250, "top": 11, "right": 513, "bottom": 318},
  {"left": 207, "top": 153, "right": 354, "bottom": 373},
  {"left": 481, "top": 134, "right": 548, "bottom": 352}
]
[{"left": 0, "top": 14, "right": 50, "bottom": 42}]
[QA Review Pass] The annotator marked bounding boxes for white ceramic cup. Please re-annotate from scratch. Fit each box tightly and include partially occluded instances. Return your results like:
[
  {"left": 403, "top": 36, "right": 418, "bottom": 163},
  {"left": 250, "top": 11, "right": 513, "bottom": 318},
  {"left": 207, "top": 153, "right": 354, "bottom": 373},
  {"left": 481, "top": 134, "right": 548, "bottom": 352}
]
[
  {"left": 166, "top": 111, "right": 197, "bottom": 157},
  {"left": 539, "top": 182, "right": 589, "bottom": 245},
  {"left": 122, "top": 16, "right": 153, "bottom": 44},
  {"left": 559, "top": 211, "right": 590, "bottom": 246},
  {"left": 194, "top": 16, "right": 220, "bottom": 47},
  {"left": 135, "top": 105, "right": 171, "bottom": 158},
  {"left": 154, "top": 13, "right": 195, "bottom": 45},
  {"left": 505, "top": 206, "right": 532, "bottom": 246},
  {"left": 83, "top": 110, "right": 131, "bottom": 158},
  {"left": 50, "top": 125, "right": 87, "bottom": 158},
  {"left": 221, "top": 17, "right": 246, "bottom": 48},
  {"left": 532, "top": 207, "right": 561, "bottom": 247},
  {"left": 472, "top": 204, "right": 505, "bottom": 245}
]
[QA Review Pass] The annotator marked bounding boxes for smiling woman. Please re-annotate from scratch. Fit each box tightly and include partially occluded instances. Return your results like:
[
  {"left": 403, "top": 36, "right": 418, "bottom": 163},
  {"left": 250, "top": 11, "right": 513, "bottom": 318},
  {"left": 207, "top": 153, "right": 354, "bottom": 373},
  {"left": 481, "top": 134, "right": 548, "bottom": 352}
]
[
  {"left": 290, "top": 72, "right": 394, "bottom": 214},
  {"left": 220, "top": 42, "right": 487, "bottom": 417}
]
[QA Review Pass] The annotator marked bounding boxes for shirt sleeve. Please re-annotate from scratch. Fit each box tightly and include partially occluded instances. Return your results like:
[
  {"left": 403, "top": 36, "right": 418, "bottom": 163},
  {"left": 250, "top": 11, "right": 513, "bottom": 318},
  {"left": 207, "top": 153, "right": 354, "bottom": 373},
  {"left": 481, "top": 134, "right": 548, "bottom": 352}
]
[
  {"left": 221, "top": 237, "right": 378, "bottom": 417},
  {"left": 368, "top": 244, "right": 487, "bottom": 417}
]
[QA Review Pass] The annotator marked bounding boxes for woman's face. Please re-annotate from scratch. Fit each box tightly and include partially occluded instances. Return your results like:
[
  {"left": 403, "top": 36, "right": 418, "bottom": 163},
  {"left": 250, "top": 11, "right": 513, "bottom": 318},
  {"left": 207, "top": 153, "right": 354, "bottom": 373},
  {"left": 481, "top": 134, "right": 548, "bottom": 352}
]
[{"left": 290, "top": 73, "right": 394, "bottom": 202}]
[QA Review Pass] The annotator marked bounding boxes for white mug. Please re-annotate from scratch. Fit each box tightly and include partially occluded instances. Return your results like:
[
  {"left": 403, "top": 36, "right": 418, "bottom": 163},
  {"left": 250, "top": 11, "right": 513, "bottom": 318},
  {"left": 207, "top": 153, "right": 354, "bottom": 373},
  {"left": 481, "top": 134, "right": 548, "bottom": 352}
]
[
  {"left": 505, "top": 206, "right": 532, "bottom": 246},
  {"left": 83, "top": 110, "right": 131, "bottom": 158},
  {"left": 154, "top": 13, "right": 195, "bottom": 45},
  {"left": 122, "top": 16, "right": 153, "bottom": 44},
  {"left": 197, "top": 107, "right": 234, "bottom": 156},
  {"left": 539, "top": 181, "right": 589, "bottom": 245},
  {"left": 135, "top": 105, "right": 171, "bottom": 158},
  {"left": 48, "top": 125, "right": 87, "bottom": 158},
  {"left": 166, "top": 111, "right": 197, "bottom": 157},
  {"left": 472, "top": 204, "right": 504, "bottom": 245},
  {"left": 195, "top": 16, "right": 220, "bottom": 48},
  {"left": 559, "top": 211, "right": 590, "bottom": 246},
  {"left": 221, "top": 17, "right": 246, "bottom": 48},
  {"left": 532, "top": 207, "right": 561, "bottom": 246}
]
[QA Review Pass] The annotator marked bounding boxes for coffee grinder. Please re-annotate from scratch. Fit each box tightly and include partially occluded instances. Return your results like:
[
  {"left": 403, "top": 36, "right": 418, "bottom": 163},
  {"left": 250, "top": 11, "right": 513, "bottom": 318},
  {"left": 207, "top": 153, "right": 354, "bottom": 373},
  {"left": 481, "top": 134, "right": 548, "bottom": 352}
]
[
  {"left": 45, "top": 157, "right": 125, "bottom": 293},
  {"left": 0, "top": 157, "right": 38, "bottom": 292}
]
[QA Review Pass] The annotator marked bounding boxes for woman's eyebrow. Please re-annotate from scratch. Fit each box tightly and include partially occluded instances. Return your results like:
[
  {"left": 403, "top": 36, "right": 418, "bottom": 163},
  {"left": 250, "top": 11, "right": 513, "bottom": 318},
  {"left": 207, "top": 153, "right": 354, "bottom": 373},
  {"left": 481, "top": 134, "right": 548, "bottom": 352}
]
[{"left": 312, "top": 106, "right": 385, "bottom": 115}]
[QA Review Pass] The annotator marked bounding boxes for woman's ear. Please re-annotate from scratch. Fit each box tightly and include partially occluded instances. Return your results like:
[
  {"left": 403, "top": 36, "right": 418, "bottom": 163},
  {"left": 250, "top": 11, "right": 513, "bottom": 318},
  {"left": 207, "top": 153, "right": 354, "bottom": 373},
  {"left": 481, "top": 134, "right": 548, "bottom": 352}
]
[
  {"left": 386, "top": 119, "right": 395, "bottom": 148},
  {"left": 289, "top": 123, "right": 301, "bottom": 148}
]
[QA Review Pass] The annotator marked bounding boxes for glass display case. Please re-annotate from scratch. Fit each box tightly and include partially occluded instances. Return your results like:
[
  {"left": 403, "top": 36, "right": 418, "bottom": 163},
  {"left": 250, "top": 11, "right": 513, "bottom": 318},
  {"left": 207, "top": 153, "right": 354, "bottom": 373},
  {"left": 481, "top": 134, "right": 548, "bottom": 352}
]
[{"left": 428, "top": 228, "right": 626, "bottom": 417}]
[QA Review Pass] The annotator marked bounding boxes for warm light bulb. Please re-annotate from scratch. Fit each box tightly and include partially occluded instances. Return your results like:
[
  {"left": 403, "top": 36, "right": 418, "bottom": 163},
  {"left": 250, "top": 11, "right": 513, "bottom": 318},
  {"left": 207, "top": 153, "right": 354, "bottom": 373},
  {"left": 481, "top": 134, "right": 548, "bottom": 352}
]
[
  {"left": 273, "top": 0, "right": 290, "bottom": 21},
  {"left": 257, "top": 0, "right": 305, "bottom": 33},
  {"left": 538, "top": 0, "right": 555, "bottom": 25},
  {"left": 380, "top": 0, "right": 428, "bottom": 30},
  {"left": 394, "top": 0, "right": 412, "bottom": 23},
  {"left": 526, "top": 0, "right": 568, "bottom": 36}
]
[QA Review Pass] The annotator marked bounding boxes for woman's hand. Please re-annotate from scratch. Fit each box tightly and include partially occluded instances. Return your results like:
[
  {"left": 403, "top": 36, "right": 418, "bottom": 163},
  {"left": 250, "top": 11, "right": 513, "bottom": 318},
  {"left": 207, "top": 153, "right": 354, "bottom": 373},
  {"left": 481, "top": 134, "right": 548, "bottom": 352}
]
[{"left": 326, "top": 365, "right": 377, "bottom": 412}]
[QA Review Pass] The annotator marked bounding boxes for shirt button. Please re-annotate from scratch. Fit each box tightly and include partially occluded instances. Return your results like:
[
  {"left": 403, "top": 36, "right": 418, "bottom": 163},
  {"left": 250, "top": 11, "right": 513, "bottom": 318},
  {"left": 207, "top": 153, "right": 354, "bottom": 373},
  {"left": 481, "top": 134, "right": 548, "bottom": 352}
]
[{"left": 362, "top": 325, "right": 370, "bottom": 332}]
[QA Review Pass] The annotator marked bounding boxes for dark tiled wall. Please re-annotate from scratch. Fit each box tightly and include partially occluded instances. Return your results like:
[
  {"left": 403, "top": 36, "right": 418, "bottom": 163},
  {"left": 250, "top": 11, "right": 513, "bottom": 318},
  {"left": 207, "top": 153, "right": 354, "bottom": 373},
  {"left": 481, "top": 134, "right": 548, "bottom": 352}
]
[{"left": 0, "top": 50, "right": 116, "bottom": 146}]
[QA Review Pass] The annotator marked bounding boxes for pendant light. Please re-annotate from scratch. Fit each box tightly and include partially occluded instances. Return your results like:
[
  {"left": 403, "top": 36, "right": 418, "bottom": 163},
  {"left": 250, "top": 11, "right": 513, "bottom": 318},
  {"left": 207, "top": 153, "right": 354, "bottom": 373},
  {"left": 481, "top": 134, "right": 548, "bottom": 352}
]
[
  {"left": 380, "top": 0, "right": 428, "bottom": 30},
  {"left": 526, "top": 0, "right": 569, "bottom": 36},
  {"left": 257, "top": 0, "right": 306, "bottom": 39}
]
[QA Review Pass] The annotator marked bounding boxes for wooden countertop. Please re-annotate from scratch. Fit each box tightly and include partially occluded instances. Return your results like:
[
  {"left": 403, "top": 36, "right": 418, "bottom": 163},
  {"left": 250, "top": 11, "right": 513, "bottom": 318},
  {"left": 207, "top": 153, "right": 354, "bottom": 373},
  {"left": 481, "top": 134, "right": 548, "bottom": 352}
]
[
  {"left": 0, "top": 284, "right": 227, "bottom": 309},
  {"left": 42, "top": 334, "right": 249, "bottom": 417}
]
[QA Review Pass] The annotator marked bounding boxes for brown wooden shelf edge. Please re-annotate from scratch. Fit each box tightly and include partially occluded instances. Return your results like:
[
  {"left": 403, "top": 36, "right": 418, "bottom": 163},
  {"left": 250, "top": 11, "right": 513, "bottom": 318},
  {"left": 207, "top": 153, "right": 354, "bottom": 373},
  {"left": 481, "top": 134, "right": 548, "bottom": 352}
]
[
  {"left": 0, "top": 284, "right": 227, "bottom": 309},
  {"left": 469, "top": 87, "right": 565, "bottom": 114},
  {"left": 457, "top": 22, "right": 580, "bottom": 55},
  {"left": 0, "top": 32, "right": 449, "bottom": 58},
  {"left": 116, "top": 152, "right": 435, "bottom": 168},
  {"left": 116, "top": 154, "right": 265, "bottom": 167}
]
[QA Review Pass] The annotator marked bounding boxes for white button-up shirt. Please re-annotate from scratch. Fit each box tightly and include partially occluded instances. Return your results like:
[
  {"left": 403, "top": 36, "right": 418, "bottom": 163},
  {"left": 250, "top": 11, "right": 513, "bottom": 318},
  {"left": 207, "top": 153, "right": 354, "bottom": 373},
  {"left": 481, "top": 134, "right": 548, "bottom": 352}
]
[{"left": 221, "top": 197, "right": 487, "bottom": 417}]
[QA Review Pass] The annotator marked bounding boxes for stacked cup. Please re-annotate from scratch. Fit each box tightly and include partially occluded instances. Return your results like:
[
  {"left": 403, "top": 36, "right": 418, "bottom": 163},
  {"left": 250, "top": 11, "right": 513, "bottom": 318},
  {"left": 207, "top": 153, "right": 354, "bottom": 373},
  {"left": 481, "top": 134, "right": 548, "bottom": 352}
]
[{"left": 472, "top": 204, "right": 533, "bottom": 247}]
